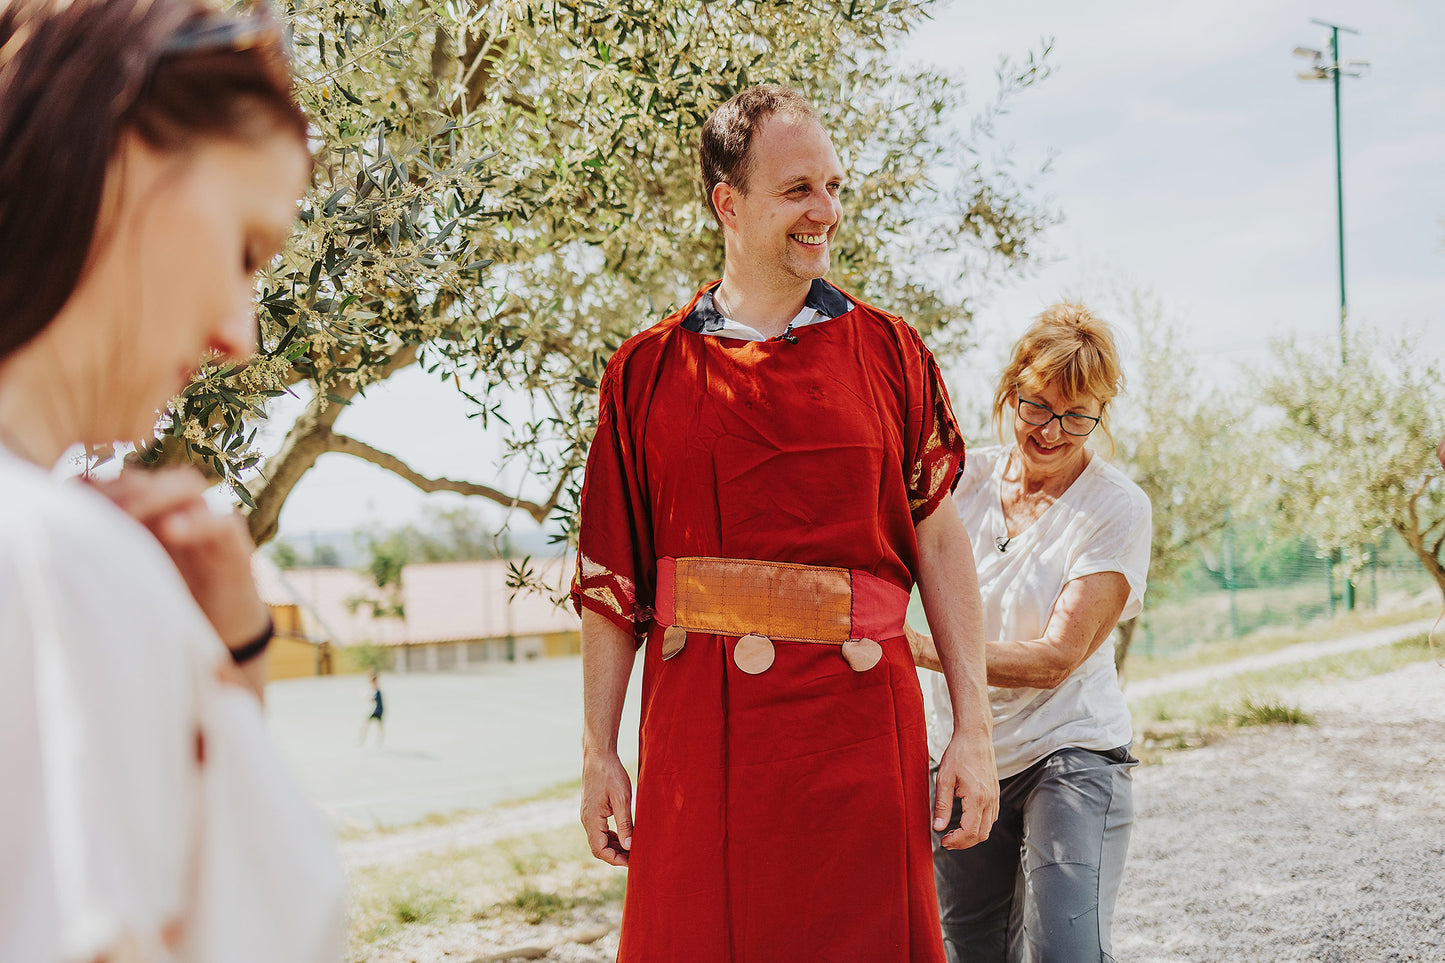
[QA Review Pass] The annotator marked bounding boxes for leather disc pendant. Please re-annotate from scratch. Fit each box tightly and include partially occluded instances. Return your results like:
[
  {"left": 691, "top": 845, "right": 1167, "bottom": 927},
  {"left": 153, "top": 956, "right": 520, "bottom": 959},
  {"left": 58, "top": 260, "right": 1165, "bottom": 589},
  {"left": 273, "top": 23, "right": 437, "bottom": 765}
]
[
  {"left": 841, "top": 638, "right": 883, "bottom": 672},
  {"left": 661, "top": 625, "right": 688, "bottom": 660},
  {"left": 734, "top": 633, "right": 775, "bottom": 674}
]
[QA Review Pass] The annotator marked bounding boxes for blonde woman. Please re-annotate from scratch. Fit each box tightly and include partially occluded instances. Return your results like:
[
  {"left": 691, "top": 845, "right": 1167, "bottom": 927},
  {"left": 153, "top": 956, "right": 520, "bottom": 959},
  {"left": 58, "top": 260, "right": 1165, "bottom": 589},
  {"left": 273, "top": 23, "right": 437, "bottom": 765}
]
[{"left": 910, "top": 303, "right": 1152, "bottom": 962}]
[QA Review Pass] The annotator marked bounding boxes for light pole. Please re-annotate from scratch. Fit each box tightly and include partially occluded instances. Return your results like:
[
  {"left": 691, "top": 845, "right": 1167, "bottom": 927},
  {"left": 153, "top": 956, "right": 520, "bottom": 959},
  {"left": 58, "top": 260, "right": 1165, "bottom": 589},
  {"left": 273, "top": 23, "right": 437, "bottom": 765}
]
[
  {"left": 1293, "top": 23, "right": 1368, "bottom": 611},
  {"left": 1292, "top": 21, "right": 1368, "bottom": 365}
]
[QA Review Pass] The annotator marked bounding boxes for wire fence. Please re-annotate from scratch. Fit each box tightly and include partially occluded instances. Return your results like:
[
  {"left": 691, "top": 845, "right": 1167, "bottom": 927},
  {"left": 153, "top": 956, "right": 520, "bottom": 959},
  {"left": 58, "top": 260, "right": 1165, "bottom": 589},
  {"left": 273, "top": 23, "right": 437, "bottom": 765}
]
[{"left": 1134, "top": 527, "right": 1437, "bottom": 659}]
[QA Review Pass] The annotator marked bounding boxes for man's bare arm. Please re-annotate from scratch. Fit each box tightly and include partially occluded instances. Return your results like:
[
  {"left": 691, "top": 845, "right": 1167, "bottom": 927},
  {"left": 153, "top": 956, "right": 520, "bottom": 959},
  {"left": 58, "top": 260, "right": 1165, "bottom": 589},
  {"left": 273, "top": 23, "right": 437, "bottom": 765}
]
[
  {"left": 581, "top": 609, "right": 638, "bottom": 866},
  {"left": 914, "top": 502, "right": 998, "bottom": 851}
]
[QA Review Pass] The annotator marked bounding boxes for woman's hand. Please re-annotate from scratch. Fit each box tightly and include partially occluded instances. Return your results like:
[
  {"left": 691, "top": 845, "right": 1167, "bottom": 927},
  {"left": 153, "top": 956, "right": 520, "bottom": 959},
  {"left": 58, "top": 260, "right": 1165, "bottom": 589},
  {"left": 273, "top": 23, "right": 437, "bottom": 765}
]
[
  {"left": 89, "top": 468, "right": 270, "bottom": 698},
  {"left": 905, "top": 620, "right": 943, "bottom": 672}
]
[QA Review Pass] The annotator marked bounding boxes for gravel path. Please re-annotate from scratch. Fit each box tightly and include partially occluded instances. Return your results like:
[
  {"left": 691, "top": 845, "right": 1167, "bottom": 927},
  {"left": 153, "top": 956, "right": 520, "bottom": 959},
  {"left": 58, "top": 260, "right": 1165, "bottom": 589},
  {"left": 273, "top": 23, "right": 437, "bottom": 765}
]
[
  {"left": 1116, "top": 659, "right": 1445, "bottom": 962},
  {"left": 352, "top": 656, "right": 1445, "bottom": 962}
]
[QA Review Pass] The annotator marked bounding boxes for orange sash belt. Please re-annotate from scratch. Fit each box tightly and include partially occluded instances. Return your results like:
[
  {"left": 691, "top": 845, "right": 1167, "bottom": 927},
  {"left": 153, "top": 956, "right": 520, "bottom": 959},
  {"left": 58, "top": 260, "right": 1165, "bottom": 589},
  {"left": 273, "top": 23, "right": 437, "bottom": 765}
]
[{"left": 653, "top": 556, "right": 910, "bottom": 674}]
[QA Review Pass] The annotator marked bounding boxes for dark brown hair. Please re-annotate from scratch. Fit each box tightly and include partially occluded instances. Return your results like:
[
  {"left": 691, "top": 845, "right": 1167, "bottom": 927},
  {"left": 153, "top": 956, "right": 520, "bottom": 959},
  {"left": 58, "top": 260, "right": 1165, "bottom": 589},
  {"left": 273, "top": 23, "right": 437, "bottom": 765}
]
[
  {"left": 698, "top": 83, "right": 816, "bottom": 223},
  {"left": 0, "top": 0, "right": 307, "bottom": 362}
]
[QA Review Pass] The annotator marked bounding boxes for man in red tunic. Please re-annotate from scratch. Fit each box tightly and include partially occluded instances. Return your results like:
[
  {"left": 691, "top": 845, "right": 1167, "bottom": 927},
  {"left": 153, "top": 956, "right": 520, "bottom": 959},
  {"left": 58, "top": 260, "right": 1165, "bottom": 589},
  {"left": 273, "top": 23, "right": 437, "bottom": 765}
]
[{"left": 570, "top": 84, "right": 998, "bottom": 962}]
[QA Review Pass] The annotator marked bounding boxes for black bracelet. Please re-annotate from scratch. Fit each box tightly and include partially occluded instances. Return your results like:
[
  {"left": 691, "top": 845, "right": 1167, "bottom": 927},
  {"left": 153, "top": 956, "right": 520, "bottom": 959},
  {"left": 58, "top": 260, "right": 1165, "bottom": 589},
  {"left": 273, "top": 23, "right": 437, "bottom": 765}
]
[{"left": 228, "top": 618, "right": 274, "bottom": 665}]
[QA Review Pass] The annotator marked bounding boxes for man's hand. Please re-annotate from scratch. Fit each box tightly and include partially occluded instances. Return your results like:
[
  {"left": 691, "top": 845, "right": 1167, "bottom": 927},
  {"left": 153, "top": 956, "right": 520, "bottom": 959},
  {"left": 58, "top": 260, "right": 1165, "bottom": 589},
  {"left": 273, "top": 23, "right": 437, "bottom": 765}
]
[
  {"left": 933, "top": 729, "right": 999, "bottom": 850},
  {"left": 89, "top": 468, "right": 270, "bottom": 696},
  {"left": 582, "top": 747, "right": 634, "bottom": 866}
]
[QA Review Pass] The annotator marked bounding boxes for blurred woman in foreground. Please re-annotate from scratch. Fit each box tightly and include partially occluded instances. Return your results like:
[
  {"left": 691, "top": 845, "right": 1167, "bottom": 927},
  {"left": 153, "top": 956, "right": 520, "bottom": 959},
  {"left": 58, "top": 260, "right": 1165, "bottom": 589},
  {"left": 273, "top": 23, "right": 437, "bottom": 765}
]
[
  {"left": 911, "top": 303, "right": 1152, "bottom": 962},
  {"left": 0, "top": 0, "right": 343, "bottom": 959}
]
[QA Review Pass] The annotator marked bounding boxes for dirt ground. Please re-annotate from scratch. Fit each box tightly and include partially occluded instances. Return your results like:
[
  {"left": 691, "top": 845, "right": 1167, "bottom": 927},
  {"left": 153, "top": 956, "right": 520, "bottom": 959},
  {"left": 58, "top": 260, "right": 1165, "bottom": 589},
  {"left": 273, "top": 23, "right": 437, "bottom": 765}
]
[
  {"left": 348, "top": 659, "right": 1445, "bottom": 963},
  {"left": 1116, "top": 659, "right": 1445, "bottom": 962}
]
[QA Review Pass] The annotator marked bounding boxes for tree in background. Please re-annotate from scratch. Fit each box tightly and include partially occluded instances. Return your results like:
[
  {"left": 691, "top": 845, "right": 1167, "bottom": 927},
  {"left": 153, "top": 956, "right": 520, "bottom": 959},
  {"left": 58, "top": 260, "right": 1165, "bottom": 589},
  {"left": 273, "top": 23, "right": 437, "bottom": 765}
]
[
  {"left": 268, "top": 539, "right": 343, "bottom": 569},
  {"left": 131, "top": 0, "right": 1055, "bottom": 547},
  {"left": 271, "top": 503, "right": 501, "bottom": 567},
  {"left": 343, "top": 642, "right": 392, "bottom": 676},
  {"left": 1260, "top": 333, "right": 1445, "bottom": 603},
  {"left": 409, "top": 504, "right": 504, "bottom": 561},
  {"left": 347, "top": 530, "right": 408, "bottom": 621},
  {"left": 270, "top": 539, "right": 302, "bottom": 569},
  {"left": 1110, "top": 289, "right": 1247, "bottom": 670},
  {"left": 313, "top": 543, "right": 343, "bottom": 568}
]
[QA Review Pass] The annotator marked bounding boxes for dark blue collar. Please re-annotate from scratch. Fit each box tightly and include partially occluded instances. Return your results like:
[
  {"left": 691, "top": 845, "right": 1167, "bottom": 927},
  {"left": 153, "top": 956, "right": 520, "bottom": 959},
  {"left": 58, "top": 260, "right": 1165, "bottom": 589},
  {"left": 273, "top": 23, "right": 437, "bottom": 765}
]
[{"left": 682, "top": 278, "right": 852, "bottom": 334}]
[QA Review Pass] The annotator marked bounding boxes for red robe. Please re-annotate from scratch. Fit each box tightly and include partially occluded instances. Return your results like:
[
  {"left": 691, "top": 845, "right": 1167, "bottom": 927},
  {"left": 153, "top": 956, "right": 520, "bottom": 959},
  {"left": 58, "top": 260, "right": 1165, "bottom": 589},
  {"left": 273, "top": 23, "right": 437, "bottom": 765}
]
[{"left": 572, "top": 280, "right": 964, "bottom": 962}]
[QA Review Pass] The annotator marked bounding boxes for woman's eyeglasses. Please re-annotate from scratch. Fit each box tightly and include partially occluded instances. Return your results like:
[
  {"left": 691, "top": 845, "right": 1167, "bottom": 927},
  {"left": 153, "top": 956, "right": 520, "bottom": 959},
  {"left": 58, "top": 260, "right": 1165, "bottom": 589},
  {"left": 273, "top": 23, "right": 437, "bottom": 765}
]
[{"left": 1016, "top": 398, "right": 1100, "bottom": 437}]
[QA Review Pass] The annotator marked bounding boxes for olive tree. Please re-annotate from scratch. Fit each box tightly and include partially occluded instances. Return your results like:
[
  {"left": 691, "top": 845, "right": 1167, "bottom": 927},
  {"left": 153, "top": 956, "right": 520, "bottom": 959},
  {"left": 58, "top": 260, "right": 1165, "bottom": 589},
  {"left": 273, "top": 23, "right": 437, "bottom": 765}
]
[
  {"left": 1110, "top": 289, "right": 1248, "bottom": 670},
  {"left": 1260, "top": 333, "right": 1445, "bottom": 603},
  {"left": 137, "top": 0, "right": 1056, "bottom": 547}
]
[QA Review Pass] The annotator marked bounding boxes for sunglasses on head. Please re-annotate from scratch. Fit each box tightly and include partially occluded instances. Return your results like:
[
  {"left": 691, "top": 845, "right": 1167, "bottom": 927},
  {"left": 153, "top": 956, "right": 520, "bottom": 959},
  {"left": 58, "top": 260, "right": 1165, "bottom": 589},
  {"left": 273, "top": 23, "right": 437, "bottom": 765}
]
[{"left": 160, "top": 6, "right": 286, "bottom": 60}]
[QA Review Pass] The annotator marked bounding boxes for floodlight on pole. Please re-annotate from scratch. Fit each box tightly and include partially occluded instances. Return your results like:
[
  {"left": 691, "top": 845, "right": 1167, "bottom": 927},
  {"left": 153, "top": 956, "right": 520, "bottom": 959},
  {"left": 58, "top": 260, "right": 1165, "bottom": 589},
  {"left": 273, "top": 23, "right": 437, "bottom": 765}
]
[
  {"left": 1293, "top": 19, "right": 1368, "bottom": 365},
  {"left": 1294, "top": 20, "right": 1369, "bottom": 613}
]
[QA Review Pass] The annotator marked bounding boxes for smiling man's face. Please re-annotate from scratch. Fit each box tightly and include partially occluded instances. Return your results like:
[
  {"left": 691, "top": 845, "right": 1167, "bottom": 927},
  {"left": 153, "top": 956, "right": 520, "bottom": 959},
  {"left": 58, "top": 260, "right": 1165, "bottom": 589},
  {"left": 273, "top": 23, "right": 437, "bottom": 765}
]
[{"left": 720, "top": 111, "right": 844, "bottom": 289}]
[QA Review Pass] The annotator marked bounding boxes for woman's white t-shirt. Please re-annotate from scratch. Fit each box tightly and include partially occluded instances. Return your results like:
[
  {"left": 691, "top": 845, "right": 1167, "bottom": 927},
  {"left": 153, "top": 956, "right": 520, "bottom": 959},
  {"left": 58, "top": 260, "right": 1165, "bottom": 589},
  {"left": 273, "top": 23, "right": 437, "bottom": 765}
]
[
  {"left": 928, "top": 445, "right": 1152, "bottom": 779},
  {"left": 0, "top": 446, "right": 345, "bottom": 963}
]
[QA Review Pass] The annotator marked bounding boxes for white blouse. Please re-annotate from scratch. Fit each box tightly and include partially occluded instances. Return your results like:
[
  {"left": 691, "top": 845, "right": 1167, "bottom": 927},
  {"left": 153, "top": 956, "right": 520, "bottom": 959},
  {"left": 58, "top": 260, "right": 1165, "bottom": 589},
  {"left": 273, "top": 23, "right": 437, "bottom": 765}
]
[
  {"left": 928, "top": 445, "right": 1152, "bottom": 778},
  {"left": 0, "top": 446, "right": 344, "bottom": 962}
]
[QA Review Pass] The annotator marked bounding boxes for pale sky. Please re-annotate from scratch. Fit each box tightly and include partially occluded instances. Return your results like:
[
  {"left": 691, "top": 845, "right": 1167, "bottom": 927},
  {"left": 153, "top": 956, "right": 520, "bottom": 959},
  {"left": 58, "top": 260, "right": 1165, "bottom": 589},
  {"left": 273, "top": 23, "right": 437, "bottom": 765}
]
[
  {"left": 913, "top": 0, "right": 1444, "bottom": 377},
  {"left": 265, "top": 0, "right": 1445, "bottom": 540}
]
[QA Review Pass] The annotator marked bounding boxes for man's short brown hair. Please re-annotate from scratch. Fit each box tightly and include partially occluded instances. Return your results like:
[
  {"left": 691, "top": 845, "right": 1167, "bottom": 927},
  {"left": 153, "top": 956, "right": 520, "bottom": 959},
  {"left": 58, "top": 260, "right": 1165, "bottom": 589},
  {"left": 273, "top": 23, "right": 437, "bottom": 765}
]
[{"left": 698, "top": 84, "right": 817, "bottom": 223}]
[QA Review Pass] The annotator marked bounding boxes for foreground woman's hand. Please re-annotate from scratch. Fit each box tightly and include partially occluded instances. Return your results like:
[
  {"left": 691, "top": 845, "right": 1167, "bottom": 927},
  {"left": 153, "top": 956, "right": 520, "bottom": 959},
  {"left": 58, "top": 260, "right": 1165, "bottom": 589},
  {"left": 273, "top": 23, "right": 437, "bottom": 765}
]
[{"left": 90, "top": 467, "right": 270, "bottom": 698}]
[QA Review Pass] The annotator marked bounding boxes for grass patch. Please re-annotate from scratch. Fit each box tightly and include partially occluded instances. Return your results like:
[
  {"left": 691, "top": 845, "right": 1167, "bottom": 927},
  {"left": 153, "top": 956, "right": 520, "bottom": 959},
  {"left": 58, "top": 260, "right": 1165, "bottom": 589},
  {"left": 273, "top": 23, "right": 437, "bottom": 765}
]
[
  {"left": 389, "top": 886, "right": 451, "bottom": 925},
  {"left": 1130, "top": 633, "right": 1435, "bottom": 762},
  {"left": 335, "top": 768, "right": 638, "bottom": 842},
  {"left": 347, "top": 823, "right": 625, "bottom": 953},
  {"left": 1131, "top": 633, "right": 1434, "bottom": 726},
  {"left": 1131, "top": 565, "right": 1436, "bottom": 663},
  {"left": 478, "top": 875, "right": 627, "bottom": 926},
  {"left": 502, "top": 843, "right": 558, "bottom": 877},
  {"left": 1228, "top": 697, "right": 1314, "bottom": 727},
  {"left": 500, "top": 775, "right": 584, "bottom": 807},
  {"left": 504, "top": 882, "right": 600, "bottom": 924},
  {"left": 1125, "top": 603, "right": 1436, "bottom": 683},
  {"left": 497, "top": 764, "right": 636, "bottom": 809},
  {"left": 339, "top": 769, "right": 638, "bottom": 842},
  {"left": 355, "top": 885, "right": 453, "bottom": 942},
  {"left": 506, "top": 883, "right": 572, "bottom": 923},
  {"left": 335, "top": 806, "right": 485, "bottom": 842}
]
